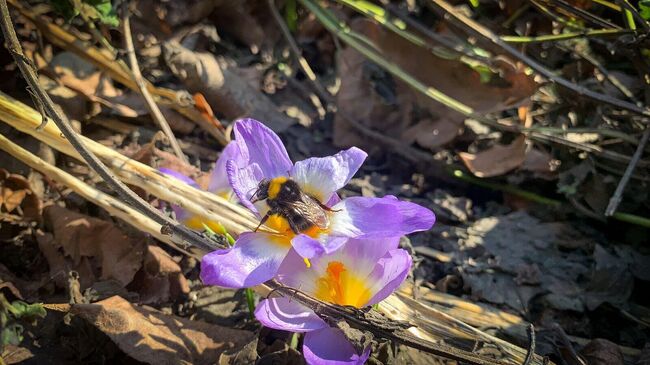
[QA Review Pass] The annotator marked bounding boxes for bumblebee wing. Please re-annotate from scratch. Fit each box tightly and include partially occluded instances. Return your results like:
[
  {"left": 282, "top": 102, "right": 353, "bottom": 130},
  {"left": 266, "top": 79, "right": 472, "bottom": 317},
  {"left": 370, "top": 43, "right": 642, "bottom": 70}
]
[{"left": 289, "top": 194, "right": 329, "bottom": 230}]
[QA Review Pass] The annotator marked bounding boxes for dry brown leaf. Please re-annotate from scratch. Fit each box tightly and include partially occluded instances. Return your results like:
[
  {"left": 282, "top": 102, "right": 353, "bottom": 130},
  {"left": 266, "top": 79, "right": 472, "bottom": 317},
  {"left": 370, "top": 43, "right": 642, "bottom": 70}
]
[
  {"left": 44, "top": 206, "right": 146, "bottom": 287},
  {"left": 72, "top": 296, "right": 254, "bottom": 365},
  {"left": 580, "top": 339, "right": 624, "bottom": 365},
  {"left": 1, "top": 188, "right": 26, "bottom": 213},
  {"left": 401, "top": 117, "right": 462, "bottom": 150},
  {"left": 2, "top": 345, "right": 34, "bottom": 364},
  {"left": 334, "top": 19, "right": 536, "bottom": 151},
  {"left": 0, "top": 169, "right": 42, "bottom": 221},
  {"left": 459, "top": 136, "right": 527, "bottom": 177},
  {"left": 521, "top": 147, "right": 559, "bottom": 179},
  {"left": 129, "top": 245, "right": 190, "bottom": 304}
]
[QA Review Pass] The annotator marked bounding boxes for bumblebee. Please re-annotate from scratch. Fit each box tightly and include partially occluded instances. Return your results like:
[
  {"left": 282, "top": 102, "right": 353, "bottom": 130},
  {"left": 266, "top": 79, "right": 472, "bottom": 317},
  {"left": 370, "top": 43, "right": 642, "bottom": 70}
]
[{"left": 250, "top": 176, "right": 335, "bottom": 234}]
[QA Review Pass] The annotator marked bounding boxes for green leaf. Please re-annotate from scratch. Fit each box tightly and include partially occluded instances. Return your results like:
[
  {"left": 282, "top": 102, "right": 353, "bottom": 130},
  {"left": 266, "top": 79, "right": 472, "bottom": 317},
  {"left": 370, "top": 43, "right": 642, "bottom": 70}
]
[
  {"left": 1, "top": 323, "right": 24, "bottom": 347},
  {"left": 10, "top": 302, "right": 46, "bottom": 323},
  {"left": 640, "top": 0, "right": 650, "bottom": 20},
  {"left": 48, "top": 0, "right": 119, "bottom": 26},
  {"left": 86, "top": 0, "right": 119, "bottom": 26},
  {"left": 284, "top": 0, "right": 298, "bottom": 33}
]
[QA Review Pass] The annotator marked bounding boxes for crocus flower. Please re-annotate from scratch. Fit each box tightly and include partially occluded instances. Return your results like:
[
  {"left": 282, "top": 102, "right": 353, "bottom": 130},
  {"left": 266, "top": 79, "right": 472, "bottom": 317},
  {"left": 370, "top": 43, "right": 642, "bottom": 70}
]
[
  {"left": 255, "top": 237, "right": 411, "bottom": 365},
  {"left": 200, "top": 118, "right": 435, "bottom": 288},
  {"left": 160, "top": 140, "right": 243, "bottom": 231}
]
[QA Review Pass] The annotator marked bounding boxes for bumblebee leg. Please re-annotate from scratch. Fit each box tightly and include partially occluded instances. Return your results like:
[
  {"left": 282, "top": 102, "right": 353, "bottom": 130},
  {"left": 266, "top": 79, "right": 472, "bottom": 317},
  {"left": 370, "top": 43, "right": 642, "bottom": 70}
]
[
  {"left": 316, "top": 199, "right": 341, "bottom": 212},
  {"left": 254, "top": 212, "right": 271, "bottom": 232}
]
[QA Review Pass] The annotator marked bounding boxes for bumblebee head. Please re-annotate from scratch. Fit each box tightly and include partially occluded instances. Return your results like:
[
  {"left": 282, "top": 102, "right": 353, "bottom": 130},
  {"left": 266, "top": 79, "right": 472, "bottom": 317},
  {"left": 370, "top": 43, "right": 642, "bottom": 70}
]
[{"left": 251, "top": 178, "right": 270, "bottom": 203}]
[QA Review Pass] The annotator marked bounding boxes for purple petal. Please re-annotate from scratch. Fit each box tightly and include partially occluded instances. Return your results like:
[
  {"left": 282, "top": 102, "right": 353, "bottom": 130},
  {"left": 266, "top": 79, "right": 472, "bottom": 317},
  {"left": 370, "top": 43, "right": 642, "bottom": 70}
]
[
  {"left": 276, "top": 249, "right": 321, "bottom": 294},
  {"left": 233, "top": 118, "right": 292, "bottom": 178},
  {"left": 158, "top": 168, "right": 197, "bottom": 222},
  {"left": 171, "top": 205, "right": 192, "bottom": 223},
  {"left": 333, "top": 237, "right": 401, "bottom": 275},
  {"left": 255, "top": 297, "right": 327, "bottom": 332},
  {"left": 208, "top": 142, "right": 242, "bottom": 195},
  {"left": 291, "top": 235, "right": 346, "bottom": 259},
  {"left": 303, "top": 327, "right": 371, "bottom": 365},
  {"left": 226, "top": 160, "right": 264, "bottom": 214},
  {"left": 291, "top": 234, "right": 326, "bottom": 259},
  {"left": 277, "top": 238, "right": 401, "bottom": 303},
  {"left": 366, "top": 248, "right": 412, "bottom": 306},
  {"left": 159, "top": 168, "right": 199, "bottom": 188},
  {"left": 330, "top": 196, "right": 435, "bottom": 239},
  {"left": 291, "top": 147, "right": 367, "bottom": 203},
  {"left": 326, "top": 193, "right": 341, "bottom": 207},
  {"left": 200, "top": 232, "right": 290, "bottom": 288}
]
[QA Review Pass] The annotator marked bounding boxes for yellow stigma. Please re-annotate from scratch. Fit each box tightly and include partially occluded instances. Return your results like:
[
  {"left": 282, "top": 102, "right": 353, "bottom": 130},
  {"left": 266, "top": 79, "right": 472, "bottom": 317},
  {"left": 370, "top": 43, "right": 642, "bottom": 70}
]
[
  {"left": 314, "top": 261, "right": 371, "bottom": 307},
  {"left": 267, "top": 176, "right": 288, "bottom": 199},
  {"left": 304, "top": 258, "right": 312, "bottom": 268}
]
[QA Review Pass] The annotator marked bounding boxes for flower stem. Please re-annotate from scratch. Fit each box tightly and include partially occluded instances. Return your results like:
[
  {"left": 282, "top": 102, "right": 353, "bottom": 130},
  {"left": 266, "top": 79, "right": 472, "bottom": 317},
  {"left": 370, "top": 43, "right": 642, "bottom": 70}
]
[
  {"left": 289, "top": 332, "right": 300, "bottom": 349},
  {"left": 245, "top": 288, "right": 256, "bottom": 320}
]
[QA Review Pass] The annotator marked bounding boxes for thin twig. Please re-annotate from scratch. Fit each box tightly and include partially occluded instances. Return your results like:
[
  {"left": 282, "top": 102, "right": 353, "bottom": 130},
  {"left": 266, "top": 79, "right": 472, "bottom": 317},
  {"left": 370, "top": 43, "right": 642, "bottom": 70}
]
[
  {"left": 552, "top": 323, "right": 587, "bottom": 365},
  {"left": 544, "top": 0, "right": 621, "bottom": 29},
  {"left": 425, "top": 0, "right": 650, "bottom": 118},
  {"left": 122, "top": 12, "right": 187, "bottom": 162},
  {"left": 522, "top": 324, "right": 536, "bottom": 365},
  {"left": 0, "top": 0, "right": 217, "bottom": 252},
  {"left": 267, "top": 0, "right": 333, "bottom": 109},
  {"left": 605, "top": 127, "right": 650, "bottom": 216}
]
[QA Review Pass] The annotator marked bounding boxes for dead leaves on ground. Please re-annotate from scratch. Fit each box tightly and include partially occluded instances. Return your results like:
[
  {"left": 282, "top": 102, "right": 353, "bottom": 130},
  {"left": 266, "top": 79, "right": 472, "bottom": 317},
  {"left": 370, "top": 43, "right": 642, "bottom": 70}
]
[
  {"left": 71, "top": 296, "right": 254, "bottom": 365},
  {"left": 0, "top": 168, "right": 41, "bottom": 222},
  {"left": 459, "top": 136, "right": 528, "bottom": 178},
  {"left": 38, "top": 205, "right": 189, "bottom": 303},
  {"left": 334, "top": 19, "right": 537, "bottom": 152}
]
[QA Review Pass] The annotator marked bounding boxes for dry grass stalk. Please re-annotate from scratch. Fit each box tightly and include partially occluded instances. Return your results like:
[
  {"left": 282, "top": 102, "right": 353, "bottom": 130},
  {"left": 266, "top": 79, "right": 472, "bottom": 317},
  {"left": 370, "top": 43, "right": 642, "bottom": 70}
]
[
  {"left": 0, "top": 132, "right": 199, "bottom": 258},
  {"left": 0, "top": 92, "right": 255, "bottom": 234}
]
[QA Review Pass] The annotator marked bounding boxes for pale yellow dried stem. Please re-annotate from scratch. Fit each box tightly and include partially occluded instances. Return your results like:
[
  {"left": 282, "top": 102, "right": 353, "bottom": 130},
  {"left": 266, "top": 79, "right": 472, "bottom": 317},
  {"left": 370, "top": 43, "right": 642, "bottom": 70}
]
[
  {"left": 0, "top": 92, "right": 257, "bottom": 235},
  {"left": 0, "top": 132, "right": 198, "bottom": 258}
]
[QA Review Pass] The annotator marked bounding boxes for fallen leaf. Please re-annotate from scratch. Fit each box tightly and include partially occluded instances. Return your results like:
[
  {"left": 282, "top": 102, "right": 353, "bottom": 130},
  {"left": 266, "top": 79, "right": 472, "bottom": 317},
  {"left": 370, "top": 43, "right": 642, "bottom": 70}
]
[
  {"left": 459, "top": 136, "right": 527, "bottom": 177},
  {"left": 334, "top": 19, "right": 536, "bottom": 151},
  {"left": 2, "top": 345, "right": 34, "bottom": 364},
  {"left": 584, "top": 245, "right": 633, "bottom": 310},
  {"left": 50, "top": 52, "right": 102, "bottom": 97},
  {"left": 0, "top": 169, "right": 42, "bottom": 221},
  {"left": 580, "top": 339, "right": 624, "bottom": 365},
  {"left": 521, "top": 147, "right": 559, "bottom": 179},
  {"left": 128, "top": 245, "right": 189, "bottom": 304},
  {"left": 401, "top": 117, "right": 462, "bottom": 150},
  {"left": 1, "top": 188, "right": 26, "bottom": 213},
  {"left": 43, "top": 206, "right": 146, "bottom": 288},
  {"left": 462, "top": 212, "right": 600, "bottom": 312},
  {"left": 72, "top": 296, "right": 254, "bottom": 365},
  {"left": 0, "top": 280, "right": 23, "bottom": 300}
]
